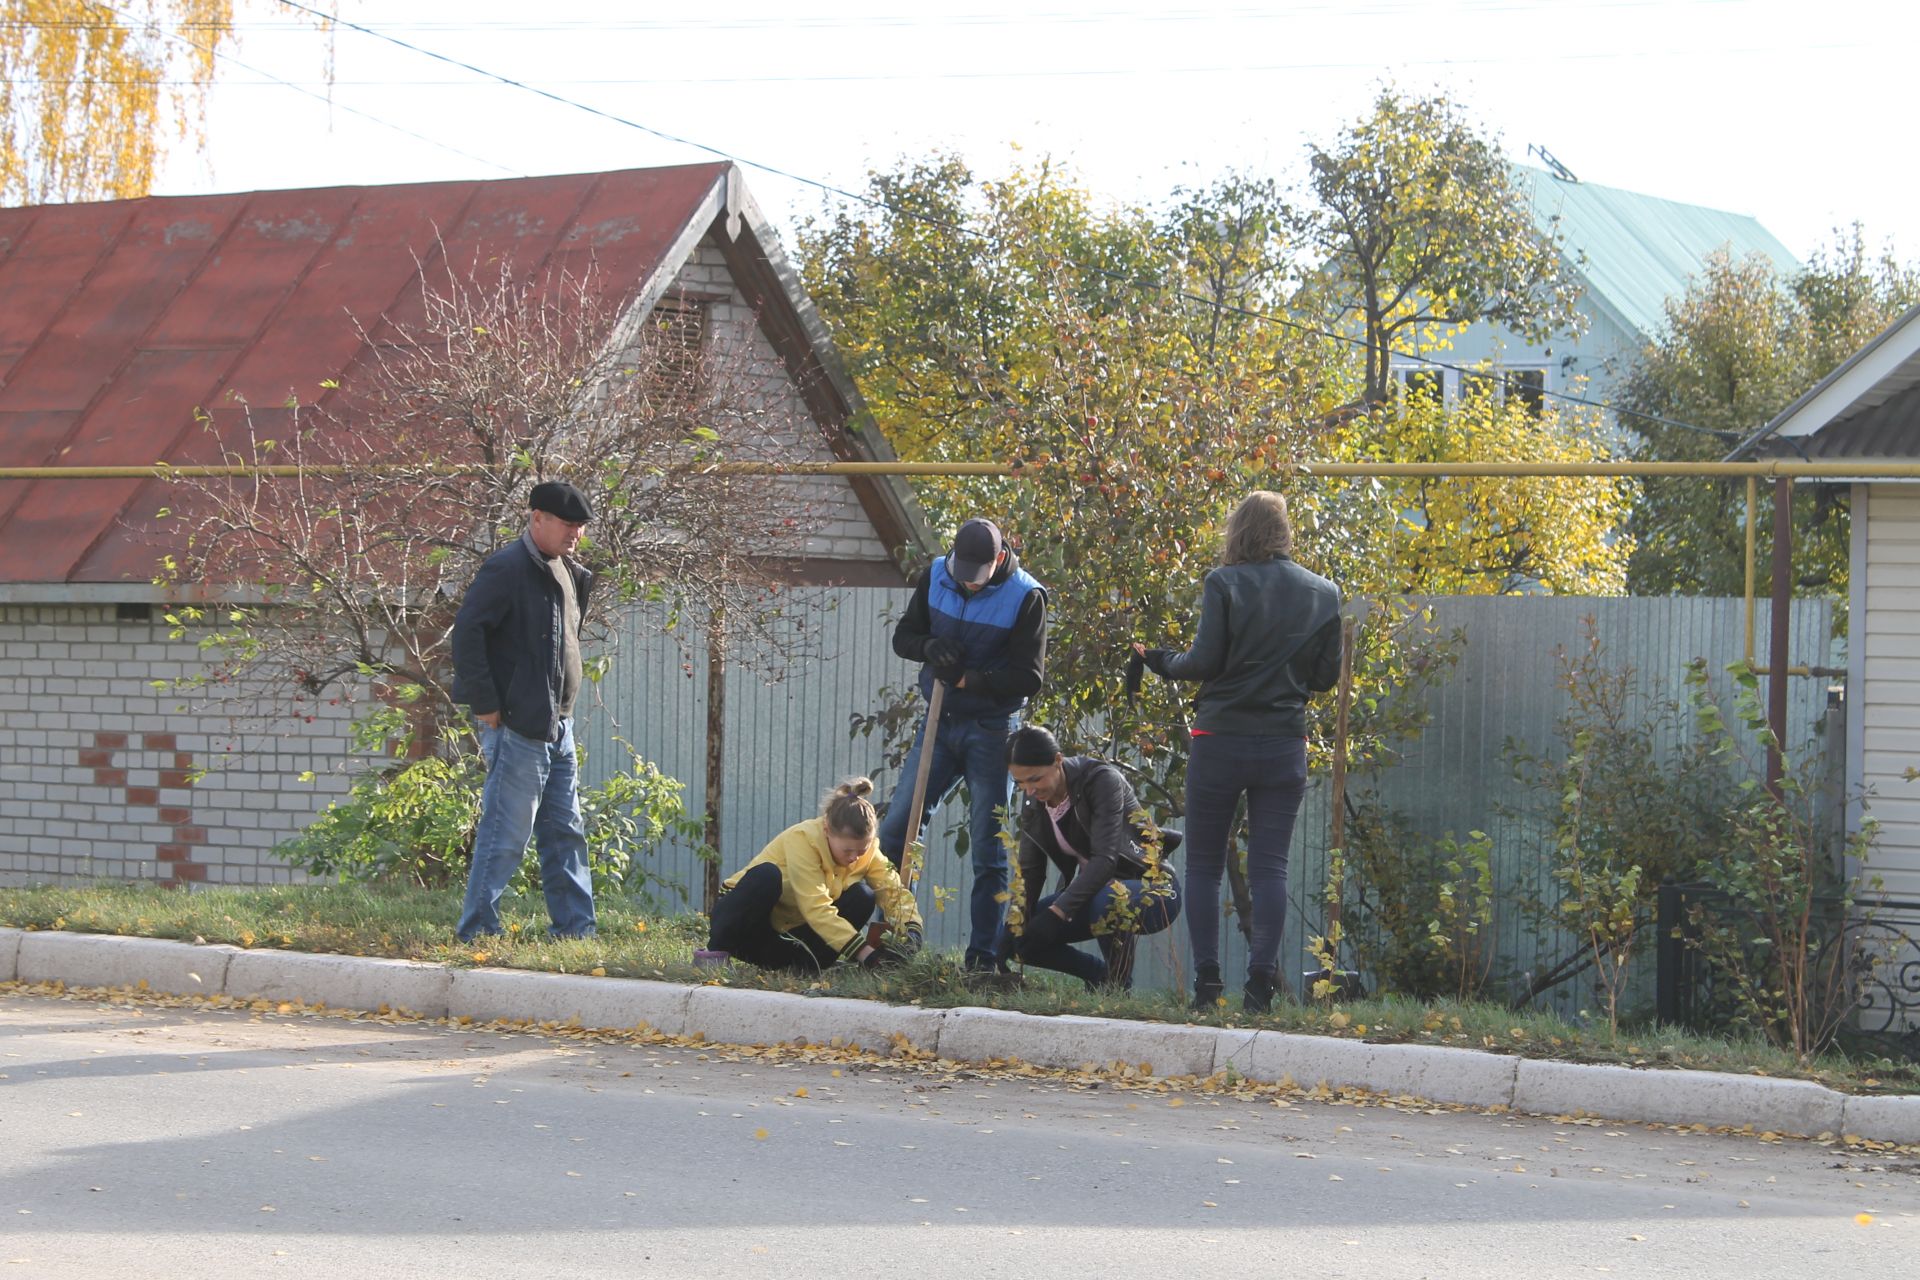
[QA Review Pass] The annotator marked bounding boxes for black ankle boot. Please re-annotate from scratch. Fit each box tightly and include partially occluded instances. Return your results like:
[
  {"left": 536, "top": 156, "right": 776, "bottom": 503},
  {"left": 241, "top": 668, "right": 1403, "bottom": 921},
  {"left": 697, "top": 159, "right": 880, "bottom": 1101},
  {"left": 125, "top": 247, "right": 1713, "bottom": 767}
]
[
  {"left": 1243, "top": 968, "right": 1278, "bottom": 1014},
  {"left": 1192, "top": 962, "right": 1225, "bottom": 1010}
]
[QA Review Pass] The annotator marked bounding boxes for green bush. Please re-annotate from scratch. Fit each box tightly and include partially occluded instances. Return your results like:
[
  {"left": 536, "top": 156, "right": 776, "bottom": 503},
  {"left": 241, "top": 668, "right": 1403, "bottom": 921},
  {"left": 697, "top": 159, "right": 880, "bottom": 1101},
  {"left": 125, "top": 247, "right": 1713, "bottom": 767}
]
[{"left": 277, "top": 735, "right": 701, "bottom": 908}]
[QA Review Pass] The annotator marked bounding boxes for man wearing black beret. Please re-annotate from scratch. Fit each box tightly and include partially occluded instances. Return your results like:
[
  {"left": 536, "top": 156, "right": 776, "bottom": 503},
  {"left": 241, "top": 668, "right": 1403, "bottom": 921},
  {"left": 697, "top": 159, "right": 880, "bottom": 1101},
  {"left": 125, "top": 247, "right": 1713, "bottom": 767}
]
[{"left": 451, "top": 481, "right": 599, "bottom": 941}]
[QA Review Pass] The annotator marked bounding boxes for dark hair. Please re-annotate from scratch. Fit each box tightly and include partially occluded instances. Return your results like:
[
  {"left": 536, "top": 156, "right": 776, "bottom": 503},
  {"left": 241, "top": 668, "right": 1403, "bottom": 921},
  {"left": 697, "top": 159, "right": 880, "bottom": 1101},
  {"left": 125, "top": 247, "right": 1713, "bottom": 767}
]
[
  {"left": 1007, "top": 725, "right": 1062, "bottom": 767},
  {"left": 820, "top": 777, "right": 877, "bottom": 839}
]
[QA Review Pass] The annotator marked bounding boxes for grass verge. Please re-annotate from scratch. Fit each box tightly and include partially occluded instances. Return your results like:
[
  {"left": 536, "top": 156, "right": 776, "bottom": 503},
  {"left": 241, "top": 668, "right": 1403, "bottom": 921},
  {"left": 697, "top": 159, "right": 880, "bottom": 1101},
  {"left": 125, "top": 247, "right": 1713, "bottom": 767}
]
[{"left": 2, "top": 881, "right": 1913, "bottom": 1095}]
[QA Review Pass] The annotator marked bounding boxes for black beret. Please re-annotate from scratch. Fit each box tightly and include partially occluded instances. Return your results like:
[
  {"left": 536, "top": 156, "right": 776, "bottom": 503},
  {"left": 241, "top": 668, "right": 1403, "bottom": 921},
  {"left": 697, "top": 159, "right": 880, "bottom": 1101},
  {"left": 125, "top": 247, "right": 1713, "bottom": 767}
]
[{"left": 528, "top": 480, "right": 592, "bottom": 523}]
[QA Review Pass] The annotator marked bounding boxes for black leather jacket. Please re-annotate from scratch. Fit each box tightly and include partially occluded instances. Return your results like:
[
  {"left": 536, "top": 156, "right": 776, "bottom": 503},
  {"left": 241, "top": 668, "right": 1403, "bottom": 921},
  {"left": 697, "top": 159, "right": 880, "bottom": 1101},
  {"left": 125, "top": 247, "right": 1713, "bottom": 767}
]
[
  {"left": 1146, "top": 556, "right": 1341, "bottom": 736},
  {"left": 1016, "top": 756, "right": 1170, "bottom": 919}
]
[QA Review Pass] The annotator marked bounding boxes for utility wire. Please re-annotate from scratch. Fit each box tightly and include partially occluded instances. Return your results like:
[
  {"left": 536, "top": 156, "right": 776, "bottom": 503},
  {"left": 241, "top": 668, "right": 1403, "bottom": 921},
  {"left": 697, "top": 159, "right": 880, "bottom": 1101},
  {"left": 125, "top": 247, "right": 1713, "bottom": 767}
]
[
  {"left": 0, "top": 0, "right": 1759, "bottom": 34},
  {"left": 96, "top": 2, "right": 523, "bottom": 178},
  {"left": 263, "top": 0, "right": 1735, "bottom": 441}
]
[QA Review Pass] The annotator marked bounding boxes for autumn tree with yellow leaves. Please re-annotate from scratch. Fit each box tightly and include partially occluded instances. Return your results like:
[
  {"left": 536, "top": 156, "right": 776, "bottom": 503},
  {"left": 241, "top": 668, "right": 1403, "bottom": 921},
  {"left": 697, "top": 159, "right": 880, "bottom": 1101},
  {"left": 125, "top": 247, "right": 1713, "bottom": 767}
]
[{"left": 1, "top": 0, "right": 238, "bottom": 205}]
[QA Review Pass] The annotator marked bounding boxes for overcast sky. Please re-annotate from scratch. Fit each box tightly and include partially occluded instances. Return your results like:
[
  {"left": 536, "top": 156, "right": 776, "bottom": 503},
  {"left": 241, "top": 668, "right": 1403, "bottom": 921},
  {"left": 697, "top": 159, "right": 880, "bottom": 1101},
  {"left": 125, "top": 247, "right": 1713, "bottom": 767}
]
[{"left": 155, "top": 0, "right": 1917, "bottom": 272}]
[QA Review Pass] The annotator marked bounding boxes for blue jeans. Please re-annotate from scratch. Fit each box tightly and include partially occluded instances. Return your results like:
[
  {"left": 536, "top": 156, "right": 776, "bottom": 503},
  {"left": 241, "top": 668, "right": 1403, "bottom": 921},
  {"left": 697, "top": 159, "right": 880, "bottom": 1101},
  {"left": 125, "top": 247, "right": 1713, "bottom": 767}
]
[
  {"left": 457, "top": 718, "right": 597, "bottom": 941},
  {"left": 878, "top": 712, "right": 1014, "bottom": 963},
  {"left": 994, "top": 872, "right": 1183, "bottom": 989},
  {"left": 1183, "top": 733, "right": 1308, "bottom": 982}
]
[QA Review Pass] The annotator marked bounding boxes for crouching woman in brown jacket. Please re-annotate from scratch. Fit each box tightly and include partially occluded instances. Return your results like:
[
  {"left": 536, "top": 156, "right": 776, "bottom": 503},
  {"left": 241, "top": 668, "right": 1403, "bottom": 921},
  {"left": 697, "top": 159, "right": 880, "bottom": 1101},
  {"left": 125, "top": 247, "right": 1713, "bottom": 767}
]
[{"left": 993, "top": 726, "right": 1182, "bottom": 990}]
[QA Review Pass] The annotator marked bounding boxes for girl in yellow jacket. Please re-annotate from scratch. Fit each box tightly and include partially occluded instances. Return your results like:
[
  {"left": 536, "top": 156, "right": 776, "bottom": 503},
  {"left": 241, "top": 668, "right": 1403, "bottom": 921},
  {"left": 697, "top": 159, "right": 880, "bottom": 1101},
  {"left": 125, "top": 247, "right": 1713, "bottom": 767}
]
[{"left": 707, "top": 778, "right": 925, "bottom": 972}]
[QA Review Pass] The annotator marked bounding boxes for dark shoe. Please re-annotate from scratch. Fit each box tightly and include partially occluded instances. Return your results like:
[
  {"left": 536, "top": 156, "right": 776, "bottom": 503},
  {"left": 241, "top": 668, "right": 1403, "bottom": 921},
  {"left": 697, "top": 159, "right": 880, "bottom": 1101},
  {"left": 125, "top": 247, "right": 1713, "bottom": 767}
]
[
  {"left": 1243, "top": 968, "right": 1280, "bottom": 1014},
  {"left": 1192, "top": 962, "right": 1225, "bottom": 1010}
]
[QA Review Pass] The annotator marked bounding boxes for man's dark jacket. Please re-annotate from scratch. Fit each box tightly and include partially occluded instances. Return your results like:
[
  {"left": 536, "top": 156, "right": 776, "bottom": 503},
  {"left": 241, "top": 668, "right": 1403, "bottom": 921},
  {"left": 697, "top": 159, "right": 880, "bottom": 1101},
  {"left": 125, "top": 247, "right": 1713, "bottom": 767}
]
[
  {"left": 451, "top": 536, "right": 593, "bottom": 743},
  {"left": 1017, "top": 756, "right": 1169, "bottom": 920}
]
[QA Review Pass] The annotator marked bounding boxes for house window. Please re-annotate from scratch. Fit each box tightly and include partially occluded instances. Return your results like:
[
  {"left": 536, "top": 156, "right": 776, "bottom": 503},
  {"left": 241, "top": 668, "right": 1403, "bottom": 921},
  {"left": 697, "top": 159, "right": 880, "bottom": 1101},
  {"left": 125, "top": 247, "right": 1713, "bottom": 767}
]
[
  {"left": 1396, "top": 366, "right": 1447, "bottom": 405},
  {"left": 1460, "top": 366, "right": 1550, "bottom": 418},
  {"left": 647, "top": 299, "right": 708, "bottom": 403},
  {"left": 1503, "top": 368, "right": 1547, "bottom": 419}
]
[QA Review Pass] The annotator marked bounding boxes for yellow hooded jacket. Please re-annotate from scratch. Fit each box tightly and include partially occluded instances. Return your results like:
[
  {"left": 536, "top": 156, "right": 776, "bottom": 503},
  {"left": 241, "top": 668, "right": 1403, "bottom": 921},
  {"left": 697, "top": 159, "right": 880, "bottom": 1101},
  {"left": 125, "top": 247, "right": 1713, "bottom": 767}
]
[{"left": 720, "top": 818, "right": 924, "bottom": 960}]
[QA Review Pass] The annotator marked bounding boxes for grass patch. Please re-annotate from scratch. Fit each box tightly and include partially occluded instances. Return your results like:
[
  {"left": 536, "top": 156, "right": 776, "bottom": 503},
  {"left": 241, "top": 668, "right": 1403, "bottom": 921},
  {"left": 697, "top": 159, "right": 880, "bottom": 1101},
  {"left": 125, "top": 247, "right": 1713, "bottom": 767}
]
[{"left": 3, "top": 881, "right": 1914, "bottom": 1095}]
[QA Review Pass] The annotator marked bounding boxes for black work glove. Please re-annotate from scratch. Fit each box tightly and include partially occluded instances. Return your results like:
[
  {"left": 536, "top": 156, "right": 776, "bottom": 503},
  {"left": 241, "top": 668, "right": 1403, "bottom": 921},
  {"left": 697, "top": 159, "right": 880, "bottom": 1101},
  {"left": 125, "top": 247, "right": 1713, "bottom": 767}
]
[
  {"left": 898, "top": 924, "right": 924, "bottom": 956},
  {"left": 923, "top": 636, "right": 963, "bottom": 669},
  {"left": 1139, "top": 647, "right": 1173, "bottom": 678},
  {"left": 1022, "top": 907, "right": 1066, "bottom": 950},
  {"left": 1124, "top": 649, "right": 1146, "bottom": 699},
  {"left": 861, "top": 943, "right": 908, "bottom": 970}
]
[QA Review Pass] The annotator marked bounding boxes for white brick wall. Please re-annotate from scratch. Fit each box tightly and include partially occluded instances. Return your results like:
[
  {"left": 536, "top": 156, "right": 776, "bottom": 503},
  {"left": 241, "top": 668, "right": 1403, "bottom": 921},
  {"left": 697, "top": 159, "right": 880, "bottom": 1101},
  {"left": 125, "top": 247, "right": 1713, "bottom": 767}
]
[
  {"left": 665, "top": 235, "right": 893, "bottom": 565},
  {"left": 0, "top": 604, "right": 360, "bottom": 888}
]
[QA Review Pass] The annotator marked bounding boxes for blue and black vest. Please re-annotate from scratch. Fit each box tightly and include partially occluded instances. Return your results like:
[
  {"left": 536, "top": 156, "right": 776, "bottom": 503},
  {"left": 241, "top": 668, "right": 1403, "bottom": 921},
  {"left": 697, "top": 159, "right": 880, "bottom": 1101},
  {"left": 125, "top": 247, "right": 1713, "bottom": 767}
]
[{"left": 918, "top": 555, "right": 1045, "bottom": 719}]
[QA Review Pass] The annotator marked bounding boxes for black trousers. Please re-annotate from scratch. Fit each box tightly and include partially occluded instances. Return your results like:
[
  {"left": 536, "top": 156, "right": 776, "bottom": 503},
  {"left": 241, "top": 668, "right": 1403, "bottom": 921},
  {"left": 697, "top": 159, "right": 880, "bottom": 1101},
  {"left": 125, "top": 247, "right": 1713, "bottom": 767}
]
[{"left": 708, "top": 862, "right": 876, "bottom": 972}]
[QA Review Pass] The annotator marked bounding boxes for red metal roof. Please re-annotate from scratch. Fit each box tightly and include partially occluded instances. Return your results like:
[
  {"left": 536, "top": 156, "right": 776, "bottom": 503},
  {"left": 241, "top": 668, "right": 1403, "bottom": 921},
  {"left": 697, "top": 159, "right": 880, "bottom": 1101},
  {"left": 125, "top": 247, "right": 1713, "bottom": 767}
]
[{"left": 0, "top": 162, "right": 731, "bottom": 585}]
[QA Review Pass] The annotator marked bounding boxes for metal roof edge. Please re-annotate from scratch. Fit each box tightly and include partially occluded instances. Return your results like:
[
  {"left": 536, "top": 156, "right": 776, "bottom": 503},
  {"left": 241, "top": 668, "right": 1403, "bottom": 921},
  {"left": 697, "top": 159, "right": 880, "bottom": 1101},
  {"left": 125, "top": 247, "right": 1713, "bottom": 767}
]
[{"left": 1726, "top": 299, "right": 1920, "bottom": 459}]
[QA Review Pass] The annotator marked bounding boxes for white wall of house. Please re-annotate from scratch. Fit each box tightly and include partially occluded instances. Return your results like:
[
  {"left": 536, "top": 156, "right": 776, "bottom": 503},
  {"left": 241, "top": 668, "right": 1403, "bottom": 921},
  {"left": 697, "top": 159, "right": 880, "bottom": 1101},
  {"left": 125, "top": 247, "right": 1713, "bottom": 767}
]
[{"left": 1857, "top": 482, "right": 1920, "bottom": 898}]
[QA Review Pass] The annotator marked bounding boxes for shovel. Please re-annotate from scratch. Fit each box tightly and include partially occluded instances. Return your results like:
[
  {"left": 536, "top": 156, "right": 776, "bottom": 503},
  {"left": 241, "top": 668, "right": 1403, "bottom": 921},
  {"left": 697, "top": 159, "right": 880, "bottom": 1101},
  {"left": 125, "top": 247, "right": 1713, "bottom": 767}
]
[{"left": 869, "top": 678, "right": 946, "bottom": 949}]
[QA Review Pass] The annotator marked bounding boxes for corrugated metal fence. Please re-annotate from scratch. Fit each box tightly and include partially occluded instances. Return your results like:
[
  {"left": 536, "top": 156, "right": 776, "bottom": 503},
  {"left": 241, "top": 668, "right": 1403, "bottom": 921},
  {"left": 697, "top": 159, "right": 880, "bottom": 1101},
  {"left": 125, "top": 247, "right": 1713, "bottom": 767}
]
[{"left": 577, "top": 593, "right": 1840, "bottom": 1008}]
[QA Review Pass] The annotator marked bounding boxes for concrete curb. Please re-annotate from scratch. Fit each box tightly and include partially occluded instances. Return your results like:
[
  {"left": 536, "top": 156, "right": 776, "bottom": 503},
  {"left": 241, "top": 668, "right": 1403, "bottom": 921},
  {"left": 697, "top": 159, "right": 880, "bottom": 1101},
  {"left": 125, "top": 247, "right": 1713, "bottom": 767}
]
[
  {"left": 5, "top": 930, "right": 1917, "bottom": 1145},
  {"left": 1512, "top": 1057, "right": 1845, "bottom": 1135},
  {"left": 935, "top": 1007, "right": 1222, "bottom": 1076},
  {"left": 450, "top": 968, "right": 693, "bottom": 1036},
  {"left": 1838, "top": 1094, "right": 1920, "bottom": 1145},
  {"left": 16, "top": 930, "right": 235, "bottom": 997},
  {"left": 225, "top": 949, "right": 451, "bottom": 1019},
  {"left": 1236, "top": 1031, "right": 1521, "bottom": 1108},
  {"left": 687, "top": 986, "right": 946, "bottom": 1056}
]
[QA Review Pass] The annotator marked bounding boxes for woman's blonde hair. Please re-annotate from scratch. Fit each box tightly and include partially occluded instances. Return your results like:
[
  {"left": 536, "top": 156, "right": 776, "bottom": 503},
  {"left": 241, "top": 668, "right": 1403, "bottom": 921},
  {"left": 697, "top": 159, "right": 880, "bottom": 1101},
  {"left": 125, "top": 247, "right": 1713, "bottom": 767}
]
[
  {"left": 820, "top": 777, "right": 877, "bottom": 840},
  {"left": 1221, "top": 490, "right": 1293, "bottom": 565}
]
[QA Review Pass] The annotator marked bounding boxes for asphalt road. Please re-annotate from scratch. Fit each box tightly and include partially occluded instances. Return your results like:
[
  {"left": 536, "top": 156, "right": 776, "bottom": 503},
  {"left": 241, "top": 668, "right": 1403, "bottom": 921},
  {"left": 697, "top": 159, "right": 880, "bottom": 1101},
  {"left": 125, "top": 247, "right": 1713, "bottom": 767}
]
[{"left": 1, "top": 990, "right": 1914, "bottom": 1278}]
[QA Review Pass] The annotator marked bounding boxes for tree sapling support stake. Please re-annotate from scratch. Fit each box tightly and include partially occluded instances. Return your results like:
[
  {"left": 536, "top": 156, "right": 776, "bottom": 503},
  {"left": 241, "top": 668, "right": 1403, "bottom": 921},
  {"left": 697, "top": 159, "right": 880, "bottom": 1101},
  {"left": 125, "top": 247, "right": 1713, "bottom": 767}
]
[{"left": 1306, "top": 614, "right": 1367, "bottom": 1001}]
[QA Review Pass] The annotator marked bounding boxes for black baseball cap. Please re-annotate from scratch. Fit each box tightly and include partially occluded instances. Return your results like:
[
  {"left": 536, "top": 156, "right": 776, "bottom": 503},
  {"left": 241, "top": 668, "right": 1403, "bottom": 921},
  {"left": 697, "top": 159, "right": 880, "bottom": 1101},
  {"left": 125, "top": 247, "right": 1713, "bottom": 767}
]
[
  {"left": 529, "top": 481, "right": 592, "bottom": 524},
  {"left": 948, "top": 518, "right": 1004, "bottom": 586}
]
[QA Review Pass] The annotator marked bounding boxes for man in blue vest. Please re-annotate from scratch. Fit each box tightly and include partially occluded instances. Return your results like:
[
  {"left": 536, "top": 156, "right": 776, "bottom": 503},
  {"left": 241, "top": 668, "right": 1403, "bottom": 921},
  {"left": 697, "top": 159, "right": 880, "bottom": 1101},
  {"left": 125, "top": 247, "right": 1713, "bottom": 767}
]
[{"left": 880, "top": 518, "right": 1049, "bottom": 971}]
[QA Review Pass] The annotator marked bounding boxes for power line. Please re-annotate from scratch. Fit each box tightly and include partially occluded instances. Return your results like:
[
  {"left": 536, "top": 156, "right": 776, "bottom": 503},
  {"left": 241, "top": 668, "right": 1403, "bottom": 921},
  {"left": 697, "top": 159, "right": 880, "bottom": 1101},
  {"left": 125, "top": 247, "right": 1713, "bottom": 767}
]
[
  {"left": 91, "top": 3, "right": 523, "bottom": 178},
  {"left": 5, "top": 36, "right": 1873, "bottom": 89},
  {"left": 0, "top": 0, "right": 1758, "bottom": 34},
  {"left": 261, "top": 0, "right": 1734, "bottom": 441}
]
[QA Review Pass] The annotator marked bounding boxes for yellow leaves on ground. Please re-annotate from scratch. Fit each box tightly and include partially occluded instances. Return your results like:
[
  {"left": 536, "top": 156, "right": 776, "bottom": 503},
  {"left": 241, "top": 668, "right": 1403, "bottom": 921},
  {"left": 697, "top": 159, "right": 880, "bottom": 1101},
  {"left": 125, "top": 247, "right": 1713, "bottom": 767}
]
[{"left": 752, "top": 1128, "right": 768, "bottom": 1140}]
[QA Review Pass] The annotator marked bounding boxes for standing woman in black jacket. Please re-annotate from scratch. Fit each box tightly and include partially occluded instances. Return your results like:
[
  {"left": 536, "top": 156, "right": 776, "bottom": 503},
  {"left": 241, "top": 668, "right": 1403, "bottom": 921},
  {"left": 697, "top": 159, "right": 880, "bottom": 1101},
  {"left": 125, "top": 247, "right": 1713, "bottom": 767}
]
[{"left": 1136, "top": 491, "right": 1341, "bottom": 1011}]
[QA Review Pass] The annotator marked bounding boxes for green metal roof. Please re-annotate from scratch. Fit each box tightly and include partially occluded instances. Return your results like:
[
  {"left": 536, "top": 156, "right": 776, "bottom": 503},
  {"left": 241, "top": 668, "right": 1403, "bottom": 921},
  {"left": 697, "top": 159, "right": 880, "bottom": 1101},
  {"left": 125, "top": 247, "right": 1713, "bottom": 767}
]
[{"left": 1515, "top": 166, "right": 1800, "bottom": 342}]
